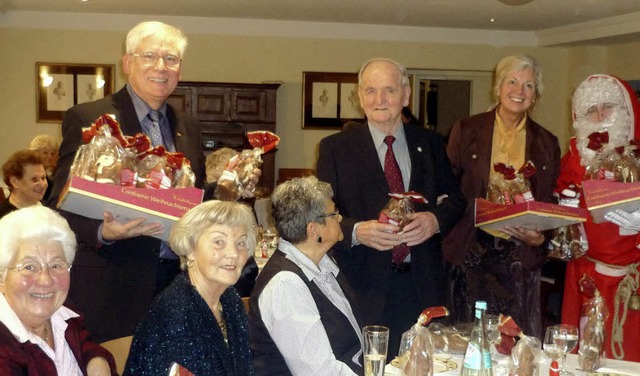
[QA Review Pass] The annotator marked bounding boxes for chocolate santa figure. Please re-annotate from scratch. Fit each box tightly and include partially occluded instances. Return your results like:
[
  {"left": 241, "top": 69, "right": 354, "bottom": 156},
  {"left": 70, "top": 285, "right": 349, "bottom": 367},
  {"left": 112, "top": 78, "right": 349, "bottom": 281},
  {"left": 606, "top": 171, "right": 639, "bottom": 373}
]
[{"left": 556, "top": 74, "right": 640, "bottom": 361}]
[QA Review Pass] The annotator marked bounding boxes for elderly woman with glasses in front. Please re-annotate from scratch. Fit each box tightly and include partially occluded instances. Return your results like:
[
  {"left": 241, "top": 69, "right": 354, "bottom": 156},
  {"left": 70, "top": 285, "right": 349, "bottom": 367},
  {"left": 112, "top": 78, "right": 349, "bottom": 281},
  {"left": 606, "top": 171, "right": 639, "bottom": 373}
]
[
  {"left": 0, "top": 206, "right": 116, "bottom": 375},
  {"left": 249, "top": 176, "right": 363, "bottom": 375},
  {"left": 125, "top": 200, "right": 256, "bottom": 375}
]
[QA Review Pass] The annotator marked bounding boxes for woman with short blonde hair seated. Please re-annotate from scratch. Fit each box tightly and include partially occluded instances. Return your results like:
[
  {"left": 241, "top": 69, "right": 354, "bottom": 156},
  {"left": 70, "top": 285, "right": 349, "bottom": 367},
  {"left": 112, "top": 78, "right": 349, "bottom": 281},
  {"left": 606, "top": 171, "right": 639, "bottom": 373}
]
[
  {"left": 125, "top": 200, "right": 257, "bottom": 375},
  {"left": 0, "top": 206, "right": 117, "bottom": 375}
]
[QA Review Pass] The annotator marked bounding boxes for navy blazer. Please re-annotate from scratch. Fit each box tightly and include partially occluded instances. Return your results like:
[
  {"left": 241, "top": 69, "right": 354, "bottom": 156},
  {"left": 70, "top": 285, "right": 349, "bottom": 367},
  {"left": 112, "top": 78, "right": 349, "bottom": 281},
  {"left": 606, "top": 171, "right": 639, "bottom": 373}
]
[
  {"left": 47, "top": 86, "right": 204, "bottom": 342},
  {"left": 316, "top": 123, "right": 466, "bottom": 324}
]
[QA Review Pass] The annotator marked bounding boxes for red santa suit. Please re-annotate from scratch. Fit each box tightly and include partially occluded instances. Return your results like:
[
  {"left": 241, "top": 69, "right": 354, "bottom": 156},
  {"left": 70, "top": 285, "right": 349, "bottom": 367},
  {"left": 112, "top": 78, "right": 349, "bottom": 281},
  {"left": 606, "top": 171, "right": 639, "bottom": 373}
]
[{"left": 557, "top": 74, "right": 640, "bottom": 361}]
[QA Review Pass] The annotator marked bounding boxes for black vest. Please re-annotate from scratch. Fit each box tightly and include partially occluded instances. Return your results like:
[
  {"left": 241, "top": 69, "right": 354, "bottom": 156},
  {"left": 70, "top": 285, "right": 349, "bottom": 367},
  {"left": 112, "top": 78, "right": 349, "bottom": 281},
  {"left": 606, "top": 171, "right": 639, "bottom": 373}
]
[{"left": 249, "top": 250, "right": 363, "bottom": 375}]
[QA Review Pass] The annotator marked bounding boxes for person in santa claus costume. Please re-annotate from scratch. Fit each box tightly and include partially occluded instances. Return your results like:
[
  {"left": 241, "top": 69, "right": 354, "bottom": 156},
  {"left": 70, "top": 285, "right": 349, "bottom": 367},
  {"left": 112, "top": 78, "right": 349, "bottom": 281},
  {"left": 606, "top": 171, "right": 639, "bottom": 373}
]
[{"left": 557, "top": 74, "right": 640, "bottom": 362}]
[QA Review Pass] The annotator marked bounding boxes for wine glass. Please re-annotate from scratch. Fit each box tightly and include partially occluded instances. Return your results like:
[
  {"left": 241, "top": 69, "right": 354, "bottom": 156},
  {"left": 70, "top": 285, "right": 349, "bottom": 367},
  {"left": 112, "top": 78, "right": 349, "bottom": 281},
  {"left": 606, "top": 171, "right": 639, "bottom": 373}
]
[
  {"left": 543, "top": 326, "right": 563, "bottom": 367},
  {"left": 551, "top": 324, "right": 579, "bottom": 376}
]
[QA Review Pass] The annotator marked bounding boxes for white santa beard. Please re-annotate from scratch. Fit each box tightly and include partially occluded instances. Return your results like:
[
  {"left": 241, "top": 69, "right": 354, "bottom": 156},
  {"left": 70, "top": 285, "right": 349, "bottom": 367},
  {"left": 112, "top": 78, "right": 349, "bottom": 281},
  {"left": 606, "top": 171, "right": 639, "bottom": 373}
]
[{"left": 574, "top": 110, "right": 632, "bottom": 167}]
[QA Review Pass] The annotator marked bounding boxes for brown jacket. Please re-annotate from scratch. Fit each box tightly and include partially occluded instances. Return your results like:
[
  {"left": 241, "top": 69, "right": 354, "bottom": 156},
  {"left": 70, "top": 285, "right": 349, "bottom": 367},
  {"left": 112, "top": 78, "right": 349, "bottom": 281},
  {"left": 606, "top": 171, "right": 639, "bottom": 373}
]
[{"left": 443, "top": 108, "right": 560, "bottom": 269}]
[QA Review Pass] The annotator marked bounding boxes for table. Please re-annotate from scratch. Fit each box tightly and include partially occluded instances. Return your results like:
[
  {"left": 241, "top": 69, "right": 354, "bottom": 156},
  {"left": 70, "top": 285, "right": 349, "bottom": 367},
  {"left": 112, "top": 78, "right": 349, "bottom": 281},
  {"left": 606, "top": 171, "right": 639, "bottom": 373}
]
[{"left": 384, "top": 353, "right": 640, "bottom": 375}]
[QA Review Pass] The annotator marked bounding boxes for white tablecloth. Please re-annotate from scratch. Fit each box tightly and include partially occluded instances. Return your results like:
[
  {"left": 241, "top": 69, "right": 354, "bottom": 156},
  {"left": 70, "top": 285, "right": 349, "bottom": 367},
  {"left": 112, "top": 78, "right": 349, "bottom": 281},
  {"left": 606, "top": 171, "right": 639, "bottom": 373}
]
[{"left": 384, "top": 353, "right": 640, "bottom": 375}]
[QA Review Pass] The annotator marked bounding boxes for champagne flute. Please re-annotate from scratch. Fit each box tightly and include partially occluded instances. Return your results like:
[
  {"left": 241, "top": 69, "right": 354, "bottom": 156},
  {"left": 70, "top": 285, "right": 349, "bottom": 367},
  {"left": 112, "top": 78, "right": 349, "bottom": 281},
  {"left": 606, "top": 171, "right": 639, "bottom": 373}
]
[{"left": 552, "top": 324, "right": 579, "bottom": 376}]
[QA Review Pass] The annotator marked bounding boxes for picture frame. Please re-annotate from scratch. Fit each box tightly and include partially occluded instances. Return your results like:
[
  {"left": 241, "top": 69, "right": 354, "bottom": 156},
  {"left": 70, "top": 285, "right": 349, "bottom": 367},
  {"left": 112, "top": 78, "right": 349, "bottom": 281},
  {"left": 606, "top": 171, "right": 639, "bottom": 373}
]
[
  {"left": 36, "top": 62, "right": 115, "bottom": 123},
  {"left": 302, "top": 72, "right": 365, "bottom": 129}
]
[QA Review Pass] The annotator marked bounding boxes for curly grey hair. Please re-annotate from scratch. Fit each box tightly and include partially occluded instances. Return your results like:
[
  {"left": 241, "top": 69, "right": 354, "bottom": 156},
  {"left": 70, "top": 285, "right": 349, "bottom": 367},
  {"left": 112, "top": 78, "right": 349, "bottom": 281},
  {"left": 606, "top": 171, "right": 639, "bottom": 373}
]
[{"left": 271, "top": 176, "right": 334, "bottom": 244}]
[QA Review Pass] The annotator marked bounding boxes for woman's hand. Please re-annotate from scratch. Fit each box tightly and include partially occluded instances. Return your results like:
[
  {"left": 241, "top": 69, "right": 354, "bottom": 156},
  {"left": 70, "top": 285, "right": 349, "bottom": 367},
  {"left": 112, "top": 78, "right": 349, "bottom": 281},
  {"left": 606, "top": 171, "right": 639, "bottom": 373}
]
[
  {"left": 86, "top": 357, "right": 111, "bottom": 376},
  {"left": 500, "top": 225, "right": 545, "bottom": 247}
]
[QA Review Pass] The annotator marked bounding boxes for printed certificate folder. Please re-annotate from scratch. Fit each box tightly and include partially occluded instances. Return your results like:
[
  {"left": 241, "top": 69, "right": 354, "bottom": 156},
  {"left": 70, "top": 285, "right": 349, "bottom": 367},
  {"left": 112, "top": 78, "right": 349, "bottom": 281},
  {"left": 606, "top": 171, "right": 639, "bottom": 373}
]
[
  {"left": 582, "top": 179, "right": 640, "bottom": 223},
  {"left": 58, "top": 176, "right": 203, "bottom": 241},
  {"left": 474, "top": 198, "right": 587, "bottom": 231}
]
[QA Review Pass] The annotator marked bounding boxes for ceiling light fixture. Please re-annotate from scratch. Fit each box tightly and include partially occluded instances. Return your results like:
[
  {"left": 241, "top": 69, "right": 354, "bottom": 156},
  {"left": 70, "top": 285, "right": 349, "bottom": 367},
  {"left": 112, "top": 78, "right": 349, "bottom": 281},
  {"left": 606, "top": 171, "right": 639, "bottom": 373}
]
[{"left": 497, "top": 0, "right": 534, "bottom": 5}]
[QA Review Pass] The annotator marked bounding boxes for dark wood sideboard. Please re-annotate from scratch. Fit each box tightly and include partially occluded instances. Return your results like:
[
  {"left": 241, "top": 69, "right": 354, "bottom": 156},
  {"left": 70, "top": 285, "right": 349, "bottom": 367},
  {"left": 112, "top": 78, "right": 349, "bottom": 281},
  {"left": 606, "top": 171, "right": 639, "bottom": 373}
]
[{"left": 167, "top": 81, "right": 281, "bottom": 194}]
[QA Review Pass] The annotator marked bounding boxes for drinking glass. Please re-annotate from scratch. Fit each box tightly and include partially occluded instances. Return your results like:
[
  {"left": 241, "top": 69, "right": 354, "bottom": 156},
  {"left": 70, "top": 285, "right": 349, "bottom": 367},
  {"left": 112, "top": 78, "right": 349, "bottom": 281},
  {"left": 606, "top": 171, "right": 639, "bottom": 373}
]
[
  {"left": 551, "top": 324, "right": 579, "bottom": 376},
  {"left": 484, "top": 314, "right": 500, "bottom": 362},
  {"left": 262, "top": 227, "right": 278, "bottom": 257},
  {"left": 362, "top": 325, "right": 389, "bottom": 376}
]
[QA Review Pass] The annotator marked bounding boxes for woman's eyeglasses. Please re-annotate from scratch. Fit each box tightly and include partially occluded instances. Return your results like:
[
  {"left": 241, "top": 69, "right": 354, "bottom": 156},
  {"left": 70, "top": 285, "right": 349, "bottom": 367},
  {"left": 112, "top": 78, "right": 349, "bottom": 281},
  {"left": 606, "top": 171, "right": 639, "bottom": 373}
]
[
  {"left": 317, "top": 210, "right": 340, "bottom": 219},
  {"left": 8, "top": 260, "right": 72, "bottom": 278}
]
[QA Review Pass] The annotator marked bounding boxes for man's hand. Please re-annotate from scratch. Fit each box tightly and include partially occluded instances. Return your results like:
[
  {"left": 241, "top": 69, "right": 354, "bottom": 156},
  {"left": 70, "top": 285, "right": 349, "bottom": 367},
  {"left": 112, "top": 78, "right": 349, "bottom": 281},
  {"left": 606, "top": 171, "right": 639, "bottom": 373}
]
[
  {"left": 500, "top": 225, "right": 545, "bottom": 246},
  {"left": 605, "top": 209, "right": 640, "bottom": 235},
  {"left": 241, "top": 168, "right": 262, "bottom": 198},
  {"left": 355, "top": 220, "right": 402, "bottom": 251},
  {"left": 101, "top": 210, "right": 164, "bottom": 242},
  {"left": 401, "top": 212, "right": 440, "bottom": 246}
]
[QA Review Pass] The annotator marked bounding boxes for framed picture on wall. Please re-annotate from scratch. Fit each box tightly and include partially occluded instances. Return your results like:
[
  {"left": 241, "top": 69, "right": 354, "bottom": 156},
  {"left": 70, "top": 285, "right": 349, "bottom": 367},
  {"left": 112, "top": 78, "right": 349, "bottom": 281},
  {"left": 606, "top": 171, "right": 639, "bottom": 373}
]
[
  {"left": 36, "top": 62, "right": 115, "bottom": 123},
  {"left": 302, "top": 72, "right": 365, "bottom": 129}
]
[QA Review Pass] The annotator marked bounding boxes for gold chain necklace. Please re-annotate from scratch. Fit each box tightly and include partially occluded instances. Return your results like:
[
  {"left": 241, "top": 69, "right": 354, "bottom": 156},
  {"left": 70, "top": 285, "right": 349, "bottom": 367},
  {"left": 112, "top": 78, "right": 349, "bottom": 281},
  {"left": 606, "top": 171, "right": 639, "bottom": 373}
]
[{"left": 217, "top": 305, "right": 228, "bottom": 346}]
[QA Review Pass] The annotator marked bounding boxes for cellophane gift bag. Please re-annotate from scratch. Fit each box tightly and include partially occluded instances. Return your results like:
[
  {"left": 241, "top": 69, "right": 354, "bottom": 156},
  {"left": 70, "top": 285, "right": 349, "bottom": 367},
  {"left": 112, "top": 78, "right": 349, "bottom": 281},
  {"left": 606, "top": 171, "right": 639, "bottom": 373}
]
[
  {"left": 215, "top": 130, "right": 279, "bottom": 201},
  {"left": 397, "top": 306, "right": 449, "bottom": 376},
  {"left": 378, "top": 192, "right": 428, "bottom": 231},
  {"left": 578, "top": 275, "right": 608, "bottom": 372}
]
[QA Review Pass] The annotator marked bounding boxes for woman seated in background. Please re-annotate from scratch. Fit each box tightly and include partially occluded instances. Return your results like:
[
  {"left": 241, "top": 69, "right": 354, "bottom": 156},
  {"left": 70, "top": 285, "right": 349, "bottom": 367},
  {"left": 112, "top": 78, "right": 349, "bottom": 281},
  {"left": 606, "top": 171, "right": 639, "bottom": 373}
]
[
  {"left": 0, "top": 206, "right": 116, "bottom": 375},
  {"left": 29, "top": 134, "right": 59, "bottom": 202},
  {"left": 0, "top": 149, "right": 48, "bottom": 218},
  {"left": 249, "top": 176, "right": 363, "bottom": 375},
  {"left": 125, "top": 200, "right": 256, "bottom": 375}
]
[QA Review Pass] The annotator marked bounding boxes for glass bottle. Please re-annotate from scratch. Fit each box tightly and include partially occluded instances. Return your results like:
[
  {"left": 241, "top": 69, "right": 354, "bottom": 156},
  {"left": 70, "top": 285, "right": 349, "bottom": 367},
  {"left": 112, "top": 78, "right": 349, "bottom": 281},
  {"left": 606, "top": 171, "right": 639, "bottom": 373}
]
[{"left": 460, "top": 301, "right": 493, "bottom": 376}]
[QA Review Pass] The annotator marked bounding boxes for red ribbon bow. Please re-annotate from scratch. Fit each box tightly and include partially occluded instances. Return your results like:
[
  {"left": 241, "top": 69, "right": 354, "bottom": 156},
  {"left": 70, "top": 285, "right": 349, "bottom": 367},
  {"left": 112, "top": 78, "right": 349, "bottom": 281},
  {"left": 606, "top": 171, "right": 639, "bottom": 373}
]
[{"left": 587, "top": 131, "right": 609, "bottom": 151}]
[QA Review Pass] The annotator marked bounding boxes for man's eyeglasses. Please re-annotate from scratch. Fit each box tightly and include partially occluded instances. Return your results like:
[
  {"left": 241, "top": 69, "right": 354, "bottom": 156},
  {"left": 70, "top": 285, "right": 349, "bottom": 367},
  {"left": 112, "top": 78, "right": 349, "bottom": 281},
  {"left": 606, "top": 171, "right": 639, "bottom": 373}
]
[
  {"left": 130, "top": 52, "right": 182, "bottom": 67},
  {"left": 8, "top": 260, "right": 72, "bottom": 278},
  {"left": 317, "top": 210, "right": 340, "bottom": 219}
]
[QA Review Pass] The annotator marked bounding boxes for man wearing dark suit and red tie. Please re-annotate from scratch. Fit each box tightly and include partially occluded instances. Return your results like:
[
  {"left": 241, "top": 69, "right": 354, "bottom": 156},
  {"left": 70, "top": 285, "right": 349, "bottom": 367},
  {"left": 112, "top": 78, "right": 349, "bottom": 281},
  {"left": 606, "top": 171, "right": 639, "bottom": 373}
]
[
  {"left": 47, "top": 21, "right": 205, "bottom": 342},
  {"left": 316, "top": 58, "right": 465, "bottom": 357}
]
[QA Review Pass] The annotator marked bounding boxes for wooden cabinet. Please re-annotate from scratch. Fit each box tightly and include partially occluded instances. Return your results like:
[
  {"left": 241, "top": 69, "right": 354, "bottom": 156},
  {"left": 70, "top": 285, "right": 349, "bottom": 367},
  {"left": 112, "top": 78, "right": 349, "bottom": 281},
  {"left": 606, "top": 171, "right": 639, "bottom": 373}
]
[{"left": 167, "top": 81, "right": 280, "bottom": 194}]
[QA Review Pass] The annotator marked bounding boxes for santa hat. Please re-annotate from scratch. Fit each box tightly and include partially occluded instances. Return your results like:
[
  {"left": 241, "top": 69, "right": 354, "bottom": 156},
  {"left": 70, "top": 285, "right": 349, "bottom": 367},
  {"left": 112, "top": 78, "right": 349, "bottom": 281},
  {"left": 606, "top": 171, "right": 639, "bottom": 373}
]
[{"left": 572, "top": 74, "right": 640, "bottom": 141}]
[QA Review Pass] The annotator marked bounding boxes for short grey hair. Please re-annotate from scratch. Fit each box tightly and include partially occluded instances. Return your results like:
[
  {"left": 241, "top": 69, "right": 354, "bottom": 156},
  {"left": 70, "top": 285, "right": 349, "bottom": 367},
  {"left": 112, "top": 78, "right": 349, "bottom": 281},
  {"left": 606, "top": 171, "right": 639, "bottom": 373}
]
[
  {"left": 125, "top": 21, "right": 188, "bottom": 58},
  {"left": 492, "top": 55, "right": 543, "bottom": 102},
  {"left": 271, "top": 176, "right": 333, "bottom": 244},
  {"left": 169, "top": 200, "right": 257, "bottom": 270},
  {"left": 0, "top": 206, "right": 76, "bottom": 276},
  {"left": 358, "top": 57, "right": 410, "bottom": 88}
]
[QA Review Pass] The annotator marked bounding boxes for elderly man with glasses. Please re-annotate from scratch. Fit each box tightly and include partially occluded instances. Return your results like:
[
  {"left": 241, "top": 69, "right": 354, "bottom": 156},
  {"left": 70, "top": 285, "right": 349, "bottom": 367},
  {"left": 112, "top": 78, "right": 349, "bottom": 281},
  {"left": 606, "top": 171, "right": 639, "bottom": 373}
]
[{"left": 47, "top": 21, "right": 205, "bottom": 342}]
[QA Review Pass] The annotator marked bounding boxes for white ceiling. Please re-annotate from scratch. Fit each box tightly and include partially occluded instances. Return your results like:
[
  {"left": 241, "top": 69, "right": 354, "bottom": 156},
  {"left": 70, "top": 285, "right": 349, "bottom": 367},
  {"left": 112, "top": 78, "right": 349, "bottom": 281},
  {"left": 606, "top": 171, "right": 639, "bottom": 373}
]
[{"left": 4, "top": 0, "right": 640, "bottom": 45}]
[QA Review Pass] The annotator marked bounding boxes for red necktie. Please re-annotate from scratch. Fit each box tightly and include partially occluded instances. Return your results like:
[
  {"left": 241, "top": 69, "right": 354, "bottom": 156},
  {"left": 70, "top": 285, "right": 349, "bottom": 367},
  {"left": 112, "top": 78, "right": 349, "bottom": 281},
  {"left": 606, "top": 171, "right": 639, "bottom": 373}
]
[{"left": 383, "top": 136, "right": 410, "bottom": 264}]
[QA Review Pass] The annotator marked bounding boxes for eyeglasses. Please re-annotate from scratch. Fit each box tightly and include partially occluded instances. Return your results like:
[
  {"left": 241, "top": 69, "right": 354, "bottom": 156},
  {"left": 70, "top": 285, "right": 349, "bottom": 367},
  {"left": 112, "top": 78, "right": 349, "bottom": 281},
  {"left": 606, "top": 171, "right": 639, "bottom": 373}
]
[
  {"left": 8, "top": 260, "right": 72, "bottom": 278},
  {"left": 317, "top": 210, "right": 340, "bottom": 219},
  {"left": 130, "top": 52, "right": 182, "bottom": 67}
]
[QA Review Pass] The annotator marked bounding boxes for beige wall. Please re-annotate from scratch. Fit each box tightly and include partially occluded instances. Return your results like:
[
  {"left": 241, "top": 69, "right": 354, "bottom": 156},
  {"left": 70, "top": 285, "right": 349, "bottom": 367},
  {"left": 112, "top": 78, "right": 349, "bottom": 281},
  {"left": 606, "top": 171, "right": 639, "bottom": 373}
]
[{"left": 0, "top": 26, "right": 635, "bottom": 179}]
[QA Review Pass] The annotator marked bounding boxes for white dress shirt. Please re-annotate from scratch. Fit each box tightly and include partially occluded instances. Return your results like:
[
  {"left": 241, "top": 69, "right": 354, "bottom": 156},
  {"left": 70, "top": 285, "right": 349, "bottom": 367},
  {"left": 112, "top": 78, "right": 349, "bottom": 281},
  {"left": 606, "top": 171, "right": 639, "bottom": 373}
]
[{"left": 258, "top": 239, "right": 363, "bottom": 375}]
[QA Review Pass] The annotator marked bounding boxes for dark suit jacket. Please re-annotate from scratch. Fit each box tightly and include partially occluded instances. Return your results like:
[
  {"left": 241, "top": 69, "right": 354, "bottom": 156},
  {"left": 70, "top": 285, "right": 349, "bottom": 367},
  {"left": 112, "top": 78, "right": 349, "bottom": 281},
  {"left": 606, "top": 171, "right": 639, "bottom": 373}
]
[
  {"left": 47, "top": 86, "right": 204, "bottom": 342},
  {"left": 316, "top": 123, "right": 465, "bottom": 324},
  {"left": 443, "top": 108, "right": 560, "bottom": 269}
]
